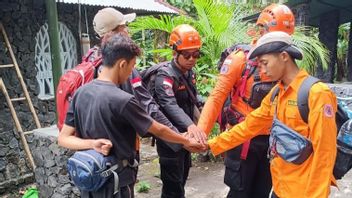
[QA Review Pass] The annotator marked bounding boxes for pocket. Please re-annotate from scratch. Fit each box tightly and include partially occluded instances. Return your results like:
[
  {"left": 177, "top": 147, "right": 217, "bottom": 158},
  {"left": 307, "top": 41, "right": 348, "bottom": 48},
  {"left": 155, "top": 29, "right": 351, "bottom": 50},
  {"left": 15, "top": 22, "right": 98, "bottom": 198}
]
[{"left": 223, "top": 158, "right": 244, "bottom": 190}]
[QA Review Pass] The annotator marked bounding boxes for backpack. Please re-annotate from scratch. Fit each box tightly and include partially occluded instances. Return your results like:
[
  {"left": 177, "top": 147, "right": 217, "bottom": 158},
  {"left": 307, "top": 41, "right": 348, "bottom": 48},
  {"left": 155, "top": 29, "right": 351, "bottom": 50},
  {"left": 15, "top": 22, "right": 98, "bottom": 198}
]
[
  {"left": 56, "top": 51, "right": 102, "bottom": 130},
  {"left": 218, "top": 44, "right": 276, "bottom": 128},
  {"left": 140, "top": 61, "right": 169, "bottom": 89},
  {"left": 270, "top": 76, "right": 352, "bottom": 179},
  {"left": 67, "top": 149, "right": 119, "bottom": 193}
]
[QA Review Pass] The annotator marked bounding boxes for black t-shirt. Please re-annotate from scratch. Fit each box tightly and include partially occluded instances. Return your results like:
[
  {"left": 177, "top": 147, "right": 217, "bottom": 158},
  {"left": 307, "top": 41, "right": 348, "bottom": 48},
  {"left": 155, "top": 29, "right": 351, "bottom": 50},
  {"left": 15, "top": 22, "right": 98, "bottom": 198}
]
[{"left": 65, "top": 79, "right": 153, "bottom": 187}]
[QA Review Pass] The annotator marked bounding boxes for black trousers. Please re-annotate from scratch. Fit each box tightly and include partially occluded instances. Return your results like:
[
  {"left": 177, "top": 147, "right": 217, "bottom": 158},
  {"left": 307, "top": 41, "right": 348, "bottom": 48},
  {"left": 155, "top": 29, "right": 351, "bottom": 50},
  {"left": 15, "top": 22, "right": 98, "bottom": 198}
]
[
  {"left": 156, "top": 140, "right": 192, "bottom": 198},
  {"left": 225, "top": 135, "right": 272, "bottom": 198}
]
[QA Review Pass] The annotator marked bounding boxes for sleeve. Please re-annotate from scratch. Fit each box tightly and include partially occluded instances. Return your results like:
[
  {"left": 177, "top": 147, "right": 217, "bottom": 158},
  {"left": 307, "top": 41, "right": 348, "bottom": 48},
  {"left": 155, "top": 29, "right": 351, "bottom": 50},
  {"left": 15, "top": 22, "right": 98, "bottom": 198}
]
[
  {"left": 122, "top": 97, "right": 154, "bottom": 138},
  {"left": 64, "top": 95, "right": 76, "bottom": 127},
  {"left": 208, "top": 88, "right": 273, "bottom": 156},
  {"left": 198, "top": 50, "right": 247, "bottom": 135},
  {"left": 154, "top": 70, "right": 194, "bottom": 130},
  {"left": 303, "top": 84, "right": 337, "bottom": 198},
  {"left": 130, "top": 70, "right": 183, "bottom": 152}
]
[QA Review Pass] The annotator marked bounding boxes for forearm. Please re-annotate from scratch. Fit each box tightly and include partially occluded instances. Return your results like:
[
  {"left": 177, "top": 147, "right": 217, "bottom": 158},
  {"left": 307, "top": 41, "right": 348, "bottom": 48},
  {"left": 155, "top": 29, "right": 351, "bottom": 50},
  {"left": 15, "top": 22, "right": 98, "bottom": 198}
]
[
  {"left": 208, "top": 107, "right": 271, "bottom": 155},
  {"left": 58, "top": 135, "right": 95, "bottom": 151},
  {"left": 149, "top": 121, "right": 189, "bottom": 146}
]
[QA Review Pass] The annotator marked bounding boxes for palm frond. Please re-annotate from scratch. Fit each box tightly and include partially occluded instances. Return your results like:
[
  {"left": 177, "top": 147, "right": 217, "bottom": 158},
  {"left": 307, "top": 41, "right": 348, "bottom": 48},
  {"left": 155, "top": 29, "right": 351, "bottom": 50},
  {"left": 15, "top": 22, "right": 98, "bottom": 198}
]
[{"left": 293, "top": 26, "right": 330, "bottom": 74}]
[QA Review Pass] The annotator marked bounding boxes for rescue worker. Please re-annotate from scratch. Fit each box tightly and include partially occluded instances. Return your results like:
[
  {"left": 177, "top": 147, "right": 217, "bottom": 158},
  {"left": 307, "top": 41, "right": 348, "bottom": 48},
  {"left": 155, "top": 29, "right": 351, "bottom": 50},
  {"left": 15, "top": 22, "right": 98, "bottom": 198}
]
[
  {"left": 58, "top": 33, "right": 203, "bottom": 198},
  {"left": 197, "top": 4, "right": 295, "bottom": 198},
  {"left": 207, "top": 31, "right": 337, "bottom": 198},
  {"left": 147, "top": 24, "right": 207, "bottom": 198}
]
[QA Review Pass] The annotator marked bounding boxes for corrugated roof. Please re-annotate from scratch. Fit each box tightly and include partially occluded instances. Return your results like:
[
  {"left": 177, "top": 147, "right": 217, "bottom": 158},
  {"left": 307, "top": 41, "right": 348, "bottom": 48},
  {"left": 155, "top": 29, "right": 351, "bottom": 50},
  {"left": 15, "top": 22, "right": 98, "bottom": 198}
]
[{"left": 56, "top": 0, "right": 179, "bottom": 14}]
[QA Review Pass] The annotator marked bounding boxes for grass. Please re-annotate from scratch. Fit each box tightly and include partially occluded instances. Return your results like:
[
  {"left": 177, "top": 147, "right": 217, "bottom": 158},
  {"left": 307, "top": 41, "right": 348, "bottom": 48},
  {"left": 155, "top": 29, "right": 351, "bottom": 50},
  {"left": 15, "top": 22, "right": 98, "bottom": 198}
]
[{"left": 136, "top": 181, "right": 151, "bottom": 193}]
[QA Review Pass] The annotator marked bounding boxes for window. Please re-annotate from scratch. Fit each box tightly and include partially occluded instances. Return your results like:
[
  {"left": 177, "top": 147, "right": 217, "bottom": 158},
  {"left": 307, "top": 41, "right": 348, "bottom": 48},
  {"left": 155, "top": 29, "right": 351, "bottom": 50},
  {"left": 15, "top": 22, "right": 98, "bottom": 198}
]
[{"left": 35, "top": 22, "right": 77, "bottom": 100}]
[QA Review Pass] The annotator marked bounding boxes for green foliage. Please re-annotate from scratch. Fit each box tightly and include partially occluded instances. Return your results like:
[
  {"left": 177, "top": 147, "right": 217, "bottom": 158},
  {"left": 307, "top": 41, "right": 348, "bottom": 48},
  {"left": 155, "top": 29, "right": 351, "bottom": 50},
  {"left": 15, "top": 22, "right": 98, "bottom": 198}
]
[
  {"left": 166, "top": 0, "right": 197, "bottom": 16},
  {"left": 129, "top": 0, "right": 251, "bottom": 97},
  {"left": 293, "top": 26, "right": 330, "bottom": 74},
  {"left": 136, "top": 181, "right": 151, "bottom": 193},
  {"left": 129, "top": 0, "right": 330, "bottom": 96}
]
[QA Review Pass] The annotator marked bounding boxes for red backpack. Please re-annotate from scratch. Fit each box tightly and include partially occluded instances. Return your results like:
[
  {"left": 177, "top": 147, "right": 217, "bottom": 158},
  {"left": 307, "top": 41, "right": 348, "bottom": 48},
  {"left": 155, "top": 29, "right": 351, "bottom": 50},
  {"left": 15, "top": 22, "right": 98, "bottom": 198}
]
[{"left": 56, "top": 50, "right": 102, "bottom": 131}]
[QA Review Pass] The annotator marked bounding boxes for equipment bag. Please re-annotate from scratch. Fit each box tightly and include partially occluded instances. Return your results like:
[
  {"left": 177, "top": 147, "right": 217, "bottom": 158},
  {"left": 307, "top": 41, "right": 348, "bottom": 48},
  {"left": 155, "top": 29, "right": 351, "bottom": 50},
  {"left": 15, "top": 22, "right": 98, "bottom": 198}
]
[
  {"left": 56, "top": 54, "right": 102, "bottom": 130},
  {"left": 269, "top": 118, "right": 313, "bottom": 164},
  {"left": 271, "top": 75, "right": 352, "bottom": 178},
  {"left": 67, "top": 149, "right": 119, "bottom": 193}
]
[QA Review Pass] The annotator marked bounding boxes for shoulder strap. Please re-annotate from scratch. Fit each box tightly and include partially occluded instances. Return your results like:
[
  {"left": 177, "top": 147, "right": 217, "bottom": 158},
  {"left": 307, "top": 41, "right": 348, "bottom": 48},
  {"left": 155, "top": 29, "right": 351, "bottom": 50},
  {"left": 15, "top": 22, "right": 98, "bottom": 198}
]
[
  {"left": 297, "top": 76, "right": 320, "bottom": 123},
  {"left": 270, "top": 85, "right": 280, "bottom": 103},
  {"left": 179, "top": 73, "right": 200, "bottom": 108}
]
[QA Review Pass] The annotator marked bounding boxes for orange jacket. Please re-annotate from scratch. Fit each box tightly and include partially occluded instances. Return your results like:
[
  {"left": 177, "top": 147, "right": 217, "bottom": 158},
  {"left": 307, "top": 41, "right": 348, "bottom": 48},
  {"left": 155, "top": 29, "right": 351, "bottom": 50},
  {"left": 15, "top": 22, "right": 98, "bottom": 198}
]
[
  {"left": 208, "top": 70, "right": 337, "bottom": 198},
  {"left": 197, "top": 50, "right": 271, "bottom": 135}
]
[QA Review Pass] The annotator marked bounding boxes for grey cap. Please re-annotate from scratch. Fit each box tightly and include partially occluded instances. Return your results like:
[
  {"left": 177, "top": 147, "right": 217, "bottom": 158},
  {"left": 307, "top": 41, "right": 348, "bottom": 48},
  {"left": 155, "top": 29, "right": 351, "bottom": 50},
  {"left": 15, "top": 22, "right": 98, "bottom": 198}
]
[
  {"left": 247, "top": 31, "right": 303, "bottom": 60},
  {"left": 93, "top": 7, "right": 136, "bottom": 37}
]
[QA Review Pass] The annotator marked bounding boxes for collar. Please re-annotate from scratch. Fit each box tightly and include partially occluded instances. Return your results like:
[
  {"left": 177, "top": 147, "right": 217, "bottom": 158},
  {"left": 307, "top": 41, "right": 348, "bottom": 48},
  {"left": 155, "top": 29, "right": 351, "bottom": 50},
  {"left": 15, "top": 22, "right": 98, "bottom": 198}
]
[
  {"left": 278, "top": 69, "right": 309, "bottom": 93},
  {"left": 171, "top": 59, "right": 188, "bottom": 78}
]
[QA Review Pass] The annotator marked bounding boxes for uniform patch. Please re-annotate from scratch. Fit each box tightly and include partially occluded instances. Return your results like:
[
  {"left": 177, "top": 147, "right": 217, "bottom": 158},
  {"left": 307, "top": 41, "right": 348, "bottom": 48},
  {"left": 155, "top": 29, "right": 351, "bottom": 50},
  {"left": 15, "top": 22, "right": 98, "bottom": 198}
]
[
  {"left": 178, "top": 85, "right": 186, "bottom": 90},
  {"left": 130, "top": 77, "right": 142, "bottom": 88},
  {"left": 324, "top": 104, "right": 333, "bottom": 118},
  {"left": 287, "top": 100, "right": 297, "bottom": 106},
  {"left": 220, "top": 65, "right": 229, "bottom": 74},
  {"left": 163, "top": 78, "right": 173, "bottom": 88},
  {"left": 164, "top": 86, "right": 174, "bottom": 96}
]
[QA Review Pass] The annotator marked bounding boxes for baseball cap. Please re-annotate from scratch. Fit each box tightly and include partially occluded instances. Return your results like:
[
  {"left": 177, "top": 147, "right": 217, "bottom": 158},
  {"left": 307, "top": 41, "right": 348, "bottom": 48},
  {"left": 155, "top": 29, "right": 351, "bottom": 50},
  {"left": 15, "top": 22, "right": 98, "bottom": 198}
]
[
  {"left": 93, "top": 7, "right": 136, "bottom": 37},
  {"left": 247, "top": 31, "right": 303, "bottom": 60}
]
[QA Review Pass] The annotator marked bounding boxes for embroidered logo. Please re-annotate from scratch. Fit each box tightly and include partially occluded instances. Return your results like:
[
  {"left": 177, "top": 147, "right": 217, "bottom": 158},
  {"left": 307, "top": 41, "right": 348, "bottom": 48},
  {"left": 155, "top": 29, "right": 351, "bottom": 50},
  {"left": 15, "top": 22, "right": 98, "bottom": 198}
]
[{"left": 324, "top": 104, "right": 334, "bottom": 118}]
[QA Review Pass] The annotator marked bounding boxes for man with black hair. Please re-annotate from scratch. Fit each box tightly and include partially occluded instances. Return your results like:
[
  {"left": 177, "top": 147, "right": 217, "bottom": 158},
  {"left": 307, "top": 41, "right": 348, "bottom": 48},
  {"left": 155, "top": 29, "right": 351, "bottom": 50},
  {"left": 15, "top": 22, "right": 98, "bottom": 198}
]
[
  {"left": 58, "top": 33, "right": 203, "bottom": 198},
  {"left": 207, "top": 31, "right": 337, "bottom": 198}
]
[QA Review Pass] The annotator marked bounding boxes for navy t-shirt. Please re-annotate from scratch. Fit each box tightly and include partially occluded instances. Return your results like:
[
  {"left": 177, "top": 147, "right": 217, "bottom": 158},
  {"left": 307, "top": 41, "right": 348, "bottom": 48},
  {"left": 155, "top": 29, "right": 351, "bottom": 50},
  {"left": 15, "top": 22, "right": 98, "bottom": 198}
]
[{"left": 65, "top": 79, "right": 153, "bottom": 187}]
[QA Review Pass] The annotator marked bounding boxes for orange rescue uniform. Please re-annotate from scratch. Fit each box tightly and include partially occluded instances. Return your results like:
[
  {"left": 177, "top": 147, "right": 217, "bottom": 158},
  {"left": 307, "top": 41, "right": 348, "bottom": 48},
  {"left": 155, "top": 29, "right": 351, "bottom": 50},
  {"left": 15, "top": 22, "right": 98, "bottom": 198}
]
[
  {"left": 198, "top": 50, "right": 271, "bottom": 135},
  {"left": 208, "top": 70, "right": 337, "bottom": 198}
]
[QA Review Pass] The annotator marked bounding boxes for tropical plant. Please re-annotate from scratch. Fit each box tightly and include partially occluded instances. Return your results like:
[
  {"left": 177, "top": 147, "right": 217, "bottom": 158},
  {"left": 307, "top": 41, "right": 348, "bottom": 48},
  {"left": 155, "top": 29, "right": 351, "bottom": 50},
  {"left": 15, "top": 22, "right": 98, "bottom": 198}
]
[
  {"left": 335, "top": 23, "right": 350, "bottom": 81},
  {"left": 130, "top": 0, "right": 250, "bottom": 96},
  {"left": 293, "top": 26, "right": 329, "bottom": 74},
  {"left": 129, "top": 0, "right": 329, "bottom": 97}
]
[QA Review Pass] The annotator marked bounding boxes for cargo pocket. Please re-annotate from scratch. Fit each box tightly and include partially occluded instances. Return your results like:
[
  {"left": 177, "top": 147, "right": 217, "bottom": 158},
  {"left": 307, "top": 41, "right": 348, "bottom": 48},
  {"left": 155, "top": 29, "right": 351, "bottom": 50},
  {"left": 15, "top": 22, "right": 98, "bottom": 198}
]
[{"left": 223, "top": 159, "right": 244, "bottom": 190}]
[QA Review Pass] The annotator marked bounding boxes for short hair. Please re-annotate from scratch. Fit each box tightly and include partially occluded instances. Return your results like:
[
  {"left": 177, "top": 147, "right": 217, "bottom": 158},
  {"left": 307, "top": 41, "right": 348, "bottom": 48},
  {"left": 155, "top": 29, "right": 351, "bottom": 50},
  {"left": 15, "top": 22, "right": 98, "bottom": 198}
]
[{"left": 101, "top": 33, "right": 141, "bottom": 67}]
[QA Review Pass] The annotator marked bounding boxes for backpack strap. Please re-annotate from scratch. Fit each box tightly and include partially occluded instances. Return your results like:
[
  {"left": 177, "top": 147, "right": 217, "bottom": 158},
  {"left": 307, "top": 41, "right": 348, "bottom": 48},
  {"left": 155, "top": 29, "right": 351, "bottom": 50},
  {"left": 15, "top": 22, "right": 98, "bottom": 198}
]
[
  {"left": 270, "top": 85, "right": 280, "bottom": 103},
  {"left": 297, "top": 76, "right": 320, "bottom": 123}
]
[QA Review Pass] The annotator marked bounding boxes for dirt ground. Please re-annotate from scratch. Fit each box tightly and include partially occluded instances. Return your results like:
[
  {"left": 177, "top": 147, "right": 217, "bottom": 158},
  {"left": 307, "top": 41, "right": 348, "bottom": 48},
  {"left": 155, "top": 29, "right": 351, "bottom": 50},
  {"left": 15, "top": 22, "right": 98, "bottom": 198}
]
[{"left": 135, "top": 139, "right": 352, "bottom": 198}]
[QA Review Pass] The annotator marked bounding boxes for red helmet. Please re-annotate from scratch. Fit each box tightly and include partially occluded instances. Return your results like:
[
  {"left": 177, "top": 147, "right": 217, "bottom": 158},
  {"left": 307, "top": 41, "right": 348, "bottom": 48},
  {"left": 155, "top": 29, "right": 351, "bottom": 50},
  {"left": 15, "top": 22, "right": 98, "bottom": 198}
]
[
  {"left": 169, "top": 24, "right": 202, "bottom": 51},
  {"left": 256, "top": 4, "right": 295, "bottom": 35}
]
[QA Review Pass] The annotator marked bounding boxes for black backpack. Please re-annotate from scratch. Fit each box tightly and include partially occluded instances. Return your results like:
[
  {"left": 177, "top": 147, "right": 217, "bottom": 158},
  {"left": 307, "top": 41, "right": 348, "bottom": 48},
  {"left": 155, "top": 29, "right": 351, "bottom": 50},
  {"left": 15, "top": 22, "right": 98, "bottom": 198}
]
[
  {"left": 140, "top": 62, "right": 169, "bottom": 90},
  {"left": 270, "top": 76, "right": 351, "bottom": 179}
]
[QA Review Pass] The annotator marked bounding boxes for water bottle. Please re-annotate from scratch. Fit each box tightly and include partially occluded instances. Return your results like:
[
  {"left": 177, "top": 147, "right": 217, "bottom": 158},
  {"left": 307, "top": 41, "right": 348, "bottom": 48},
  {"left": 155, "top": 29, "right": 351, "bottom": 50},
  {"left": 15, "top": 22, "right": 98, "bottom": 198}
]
[{"left": 337, "top": 119, "right": 352, "bottom": 149}]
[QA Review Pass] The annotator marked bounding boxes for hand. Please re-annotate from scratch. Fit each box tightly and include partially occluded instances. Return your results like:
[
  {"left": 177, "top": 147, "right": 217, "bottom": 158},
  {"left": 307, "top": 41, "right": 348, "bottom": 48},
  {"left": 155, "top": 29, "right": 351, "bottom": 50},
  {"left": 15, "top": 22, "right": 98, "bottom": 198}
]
[
  {"left": 92, "top": 139, "right": 112, "bottom": 156},
  {"left": 184, "top": 136, "right": 207, "bottom": 153},
  {"left": 187, "top": 124, "right": 207, "bottom": 145}
]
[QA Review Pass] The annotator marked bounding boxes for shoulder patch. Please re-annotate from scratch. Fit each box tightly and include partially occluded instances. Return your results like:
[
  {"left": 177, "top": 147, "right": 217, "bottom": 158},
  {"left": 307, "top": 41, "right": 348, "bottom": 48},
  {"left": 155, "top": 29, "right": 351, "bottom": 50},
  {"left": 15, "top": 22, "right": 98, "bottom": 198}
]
[
  {"left": 162, "top": 78, "right": 173, "bottom": 88},
  {"left": 220, "top": 64, "right": 229, "bottom": 74},
  {"left": 131, "top": 77, "right": 142, "bottom": 88},
  {"left": 323, "top": 104, "right": 334, "bottom": 118}
]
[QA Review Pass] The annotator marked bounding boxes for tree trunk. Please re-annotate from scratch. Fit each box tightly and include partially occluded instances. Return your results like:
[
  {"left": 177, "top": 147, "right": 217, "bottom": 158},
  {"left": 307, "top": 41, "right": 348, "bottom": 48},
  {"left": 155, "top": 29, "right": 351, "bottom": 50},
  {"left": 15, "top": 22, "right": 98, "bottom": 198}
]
[
  {"left": 316, "top": 10, "right": 339, "bottom": 83},
  {"left": 347, "top": 22, "right": 352, "bottom": 82},
  {"left": 153, "top": 30, "right": 167, "bottom": 63}
]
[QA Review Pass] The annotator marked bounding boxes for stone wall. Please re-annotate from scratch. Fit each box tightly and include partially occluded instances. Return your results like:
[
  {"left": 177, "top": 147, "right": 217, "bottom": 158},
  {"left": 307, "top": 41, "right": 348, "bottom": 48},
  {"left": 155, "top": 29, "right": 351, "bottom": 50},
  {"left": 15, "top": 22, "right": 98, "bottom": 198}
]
[
  {"left": 0, "top": 0, "right": 100, "bottom": 194},
  {"left": 30, "top": 127, "right": 79, "bottom": 198}
]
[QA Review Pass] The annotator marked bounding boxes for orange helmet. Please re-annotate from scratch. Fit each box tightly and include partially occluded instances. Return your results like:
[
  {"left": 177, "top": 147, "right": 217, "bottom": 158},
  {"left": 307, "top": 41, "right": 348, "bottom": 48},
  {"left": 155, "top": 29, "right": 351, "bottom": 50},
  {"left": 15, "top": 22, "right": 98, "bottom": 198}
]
[
  {"left": 256, "top": 4, "right": 295, "bottom": 35},
  {"left": 169, "top": 24, "right": 202, "bottom": 51}
]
